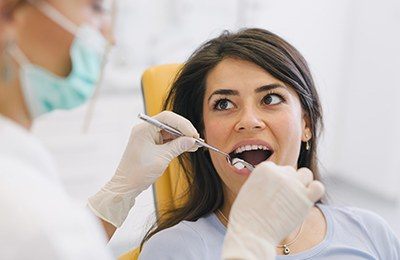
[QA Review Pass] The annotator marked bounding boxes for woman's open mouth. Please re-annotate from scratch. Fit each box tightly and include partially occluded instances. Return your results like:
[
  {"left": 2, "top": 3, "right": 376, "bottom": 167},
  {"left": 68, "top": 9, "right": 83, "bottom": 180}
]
[{"left": 228, "top": 143, "right": 274, "bottom": 168}]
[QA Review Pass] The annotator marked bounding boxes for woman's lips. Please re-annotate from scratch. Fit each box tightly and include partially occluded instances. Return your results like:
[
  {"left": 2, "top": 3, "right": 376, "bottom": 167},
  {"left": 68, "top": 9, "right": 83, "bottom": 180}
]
[
  {"left": 228, "top": 139, "right": 274, "bottom": 167},
  {"left": 228, "top": 161, "right": 252, "bottom": 176},
  {"left": 229, "top": 139, "right": 273, "bottom": 154},
  {"left": 226, "top": 153, "right": 274, "bottom": 176}
]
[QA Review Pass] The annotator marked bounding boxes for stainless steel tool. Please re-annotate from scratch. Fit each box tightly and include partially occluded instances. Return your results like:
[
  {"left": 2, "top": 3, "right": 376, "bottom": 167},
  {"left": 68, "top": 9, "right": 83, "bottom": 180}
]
[{"left": 138, "top": 113, "right": 254, "bottom": 171}]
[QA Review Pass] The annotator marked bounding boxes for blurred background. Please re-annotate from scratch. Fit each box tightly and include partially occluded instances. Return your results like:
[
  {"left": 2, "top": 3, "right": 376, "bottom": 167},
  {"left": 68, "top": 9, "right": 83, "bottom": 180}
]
[{"left": 31, "top": 0, "right": 400, "bottom": 257}]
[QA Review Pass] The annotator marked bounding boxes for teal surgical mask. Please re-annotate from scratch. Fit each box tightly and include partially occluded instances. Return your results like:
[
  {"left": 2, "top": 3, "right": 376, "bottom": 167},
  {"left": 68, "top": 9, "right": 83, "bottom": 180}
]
[{"left": 9, "top": 1, "right": 109, "bottom": 119}]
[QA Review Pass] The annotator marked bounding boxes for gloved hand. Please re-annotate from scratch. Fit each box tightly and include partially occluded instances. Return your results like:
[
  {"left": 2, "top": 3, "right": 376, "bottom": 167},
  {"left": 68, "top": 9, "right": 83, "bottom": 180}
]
[
  {"left": 88, "top": 111, "right": 199, "bottom": 227},
  {"left": 222, "top": 162, "right": 325, "bottom": 260}
]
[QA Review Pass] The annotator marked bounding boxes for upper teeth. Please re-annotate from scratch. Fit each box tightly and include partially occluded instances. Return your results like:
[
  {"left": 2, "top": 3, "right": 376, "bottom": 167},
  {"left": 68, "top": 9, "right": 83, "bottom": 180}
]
[{"left": 234, "top": 145, "right": 269, "bottom": 154}]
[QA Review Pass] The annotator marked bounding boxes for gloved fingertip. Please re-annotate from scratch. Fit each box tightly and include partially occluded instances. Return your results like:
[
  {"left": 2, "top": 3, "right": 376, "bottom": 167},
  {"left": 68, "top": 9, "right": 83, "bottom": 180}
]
[
  {"left": 187, "top": 142, "right": 200, "bottom": 152},
  {"left": 297, "top": 167, "right": 314, "bottom": 186},
  {"left": 180, "top": 137, "right": 198, "bottom": 151},
  {"left": 307, "top": 181, "right": 325, "bottom": 202}
]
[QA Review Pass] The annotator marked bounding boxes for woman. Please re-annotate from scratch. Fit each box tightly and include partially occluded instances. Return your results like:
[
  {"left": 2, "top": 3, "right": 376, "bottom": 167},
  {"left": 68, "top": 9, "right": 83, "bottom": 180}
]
[
  {"left": 139, "top": 28, "right": 400, "bottom": 259},
  {"left": 0, "top": 1, "right": 322, "bottom": 259}
]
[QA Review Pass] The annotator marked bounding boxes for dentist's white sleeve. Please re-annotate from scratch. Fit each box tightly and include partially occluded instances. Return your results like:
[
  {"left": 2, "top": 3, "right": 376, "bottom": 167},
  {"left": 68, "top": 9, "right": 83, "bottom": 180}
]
[
  {"left": 0, "top": 115, "right": 113, "bottom": 259},
  {"left": 0, "top": 159, "right": 114, "bottom": 260}
]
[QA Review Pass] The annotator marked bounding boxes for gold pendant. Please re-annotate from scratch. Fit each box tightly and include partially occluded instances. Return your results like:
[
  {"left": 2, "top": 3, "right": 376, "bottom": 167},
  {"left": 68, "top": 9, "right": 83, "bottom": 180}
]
[{"left": 283, "top": 245, "right": 290, "bottom": 255}]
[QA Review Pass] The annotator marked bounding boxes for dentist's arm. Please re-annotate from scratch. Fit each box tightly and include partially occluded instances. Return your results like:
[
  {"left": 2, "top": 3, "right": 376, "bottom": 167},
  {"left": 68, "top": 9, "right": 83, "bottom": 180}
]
[
  {"left": 222, "top": 162, "right": 325, "bottom": 260},
  {"left": 88, "top": 111, "right": 199, "bottom": 237}
]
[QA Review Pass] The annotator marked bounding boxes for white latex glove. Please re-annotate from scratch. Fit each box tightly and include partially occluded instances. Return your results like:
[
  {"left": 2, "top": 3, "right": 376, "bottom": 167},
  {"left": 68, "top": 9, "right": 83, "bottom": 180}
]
[
  {"left": 88, "top": 111, "right": 199, "bottom": 227},
  {"left": 222, "top": 162, "right": 325, "bottom": 260}
]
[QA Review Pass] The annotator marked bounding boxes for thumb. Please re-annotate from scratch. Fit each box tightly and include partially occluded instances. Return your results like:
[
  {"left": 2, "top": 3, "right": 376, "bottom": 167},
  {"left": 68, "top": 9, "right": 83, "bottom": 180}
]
[
  {"left": 306, "top": 181, "right": 325, "bottom": 203},
  {"left": 160, "top": 136, "right": 198, "bottom": 160}
]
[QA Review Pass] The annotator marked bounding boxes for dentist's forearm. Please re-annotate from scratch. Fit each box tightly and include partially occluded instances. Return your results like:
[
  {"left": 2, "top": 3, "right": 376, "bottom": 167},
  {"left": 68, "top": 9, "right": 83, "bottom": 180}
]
[{"left": 100, "top": 218, "right": 117, "bottom": 240}]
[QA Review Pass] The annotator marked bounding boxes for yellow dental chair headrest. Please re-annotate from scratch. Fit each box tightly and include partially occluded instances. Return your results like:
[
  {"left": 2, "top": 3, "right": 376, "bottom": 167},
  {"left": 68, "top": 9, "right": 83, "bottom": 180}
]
[{"left": 119, "top": 64, "right": 188, "bottom": 260}]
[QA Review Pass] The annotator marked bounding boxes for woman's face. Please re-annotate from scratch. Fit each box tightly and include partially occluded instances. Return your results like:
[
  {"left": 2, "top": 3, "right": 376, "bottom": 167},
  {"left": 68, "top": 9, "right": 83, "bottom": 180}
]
[{"left": 203, "top": 58, "right": 311, "bottom": 195}]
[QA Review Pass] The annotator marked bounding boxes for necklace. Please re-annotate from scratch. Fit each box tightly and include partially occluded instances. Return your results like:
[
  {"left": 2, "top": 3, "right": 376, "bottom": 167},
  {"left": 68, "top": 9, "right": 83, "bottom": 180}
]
[
  {"left": 276, "top": 222, "right": 304, "bottom": 255},
  {"left": 217, "top": 209, "right": 229, "bottom": 224},
  {"left": 217, "top": 209, "right": 304, "bottom": 255}
]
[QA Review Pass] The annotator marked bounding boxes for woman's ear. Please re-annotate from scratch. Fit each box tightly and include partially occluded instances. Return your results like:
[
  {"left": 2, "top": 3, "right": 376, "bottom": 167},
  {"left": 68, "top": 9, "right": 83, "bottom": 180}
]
[{"left": 301, "top": 114, "right": 312, "bottom": 142}]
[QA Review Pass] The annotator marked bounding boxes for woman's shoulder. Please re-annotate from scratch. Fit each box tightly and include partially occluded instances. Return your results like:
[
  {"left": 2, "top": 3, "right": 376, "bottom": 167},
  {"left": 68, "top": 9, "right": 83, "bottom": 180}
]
[
  {"left": 321, "top": 203, "right": 392, "bottom": 229},
  {"left": 139, "top": 213, "right": 225, "bottom": 260},
  {"left": 139, "top": 222, "right": 205, "bottom": 259},
  {"left": 320, "top": 203, "right": 400, "bottom": 258}
]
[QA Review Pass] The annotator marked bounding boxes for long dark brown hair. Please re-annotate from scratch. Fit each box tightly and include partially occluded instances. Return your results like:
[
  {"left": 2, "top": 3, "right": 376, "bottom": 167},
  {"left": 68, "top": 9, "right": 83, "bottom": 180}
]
[{"left": 140, "top": 28, "right": 323, "bottom": 249}]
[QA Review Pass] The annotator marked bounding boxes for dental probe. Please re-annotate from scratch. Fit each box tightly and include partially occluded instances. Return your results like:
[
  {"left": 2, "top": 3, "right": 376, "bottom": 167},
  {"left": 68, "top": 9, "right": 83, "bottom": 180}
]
[{"left": 138, "top": 113, "right": 254, "bottom": 172}]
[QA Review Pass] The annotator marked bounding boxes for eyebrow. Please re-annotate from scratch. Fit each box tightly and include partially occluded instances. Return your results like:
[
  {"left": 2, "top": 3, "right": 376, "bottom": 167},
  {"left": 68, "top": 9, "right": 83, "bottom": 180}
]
[{"left": 207, "top": 83, "right": 286, "bottom": 103}]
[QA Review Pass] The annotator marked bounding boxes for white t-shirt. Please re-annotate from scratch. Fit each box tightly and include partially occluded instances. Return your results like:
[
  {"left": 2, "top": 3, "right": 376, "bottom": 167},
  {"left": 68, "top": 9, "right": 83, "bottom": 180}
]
[
  {"left": 0, "top": 115, "right": 113, "bottom": 260},
  {"left": 139, "top": 204, "right": 400, "bottom": 260}
]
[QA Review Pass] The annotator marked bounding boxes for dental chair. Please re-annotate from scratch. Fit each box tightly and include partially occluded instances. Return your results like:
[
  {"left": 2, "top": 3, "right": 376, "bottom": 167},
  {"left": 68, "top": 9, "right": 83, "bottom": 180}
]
[{"left": 119, "top": 64, "right": 188, "bottom": 260}]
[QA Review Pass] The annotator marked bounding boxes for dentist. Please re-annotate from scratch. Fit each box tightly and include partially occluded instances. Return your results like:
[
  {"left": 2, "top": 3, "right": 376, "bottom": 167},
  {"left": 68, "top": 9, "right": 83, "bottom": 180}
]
[{"left": 0, "top": 0, "right": 324, "bottom": 259}]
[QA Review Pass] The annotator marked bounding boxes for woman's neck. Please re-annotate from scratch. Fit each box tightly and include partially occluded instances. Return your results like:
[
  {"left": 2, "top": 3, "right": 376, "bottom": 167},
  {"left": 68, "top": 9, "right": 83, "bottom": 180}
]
[
  {"left": 216, "top": 184, "right": 236, "bottom": 227},
  {"left": 0, "top": 77, "right": 32, "bottom": 129},
  {"left": 275, "top": 206, "right": 326, "bottom": 255},
  {"left": 216, "top": 187, "right": 326, "bottom": 255}
]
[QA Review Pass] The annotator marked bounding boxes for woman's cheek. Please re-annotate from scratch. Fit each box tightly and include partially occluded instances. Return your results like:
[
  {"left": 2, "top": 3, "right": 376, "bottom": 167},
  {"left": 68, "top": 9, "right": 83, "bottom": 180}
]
[
  {"left": 274, "top": 110, "right": 303, "bottom": 137},
  {"left": 273, "top": 112, "right": 303, "bottom": 166},
  {"left": 204, "top": 119, "right": 228, "bottom": 145}
]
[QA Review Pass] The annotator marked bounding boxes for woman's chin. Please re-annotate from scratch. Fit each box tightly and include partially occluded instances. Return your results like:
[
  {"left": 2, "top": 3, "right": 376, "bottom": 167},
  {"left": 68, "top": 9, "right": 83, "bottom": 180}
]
[{"left": 228, "top": 163, "right": 252, "bottom": 177}]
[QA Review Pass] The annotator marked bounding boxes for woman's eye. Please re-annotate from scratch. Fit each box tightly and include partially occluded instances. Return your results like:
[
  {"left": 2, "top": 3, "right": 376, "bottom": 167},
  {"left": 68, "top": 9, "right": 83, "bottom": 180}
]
[
  {"left": 214, "top": 99, "right": 234, "bottom": 110},
  {"left": 262, "top": 94, "right": 283, "bottom": 105}
]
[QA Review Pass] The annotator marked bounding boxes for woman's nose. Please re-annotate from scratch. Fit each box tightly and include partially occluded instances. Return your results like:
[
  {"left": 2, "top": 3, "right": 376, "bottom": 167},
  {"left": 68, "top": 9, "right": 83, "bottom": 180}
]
[{"left": 234, "top": 107, "right": 266, "bottom": 132}]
